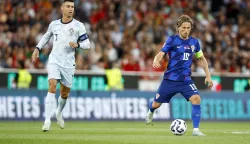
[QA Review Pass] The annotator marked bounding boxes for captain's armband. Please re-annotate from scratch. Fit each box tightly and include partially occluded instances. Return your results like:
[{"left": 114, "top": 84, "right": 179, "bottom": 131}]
[{"left": 195, "top": 50, "right": 203, "bottom": 58}]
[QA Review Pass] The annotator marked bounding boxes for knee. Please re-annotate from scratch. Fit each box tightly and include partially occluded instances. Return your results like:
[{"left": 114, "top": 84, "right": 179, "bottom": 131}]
[
  {"left": 49, "top": 82, "right": 57, "bottom": 93},
  {"left": 190, "top": 95, "right": 201, "bottom": 104},
  {"left": 152, "top": 101, "right": 161, "bottom": 109},
  {"left": 60, "top": 92, "right": 69, "bottom": 99}
]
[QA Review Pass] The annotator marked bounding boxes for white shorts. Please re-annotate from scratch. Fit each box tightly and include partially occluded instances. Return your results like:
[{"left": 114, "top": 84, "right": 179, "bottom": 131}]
[{"left": 47, "top": 63, "right": 75, "bottom": 88}]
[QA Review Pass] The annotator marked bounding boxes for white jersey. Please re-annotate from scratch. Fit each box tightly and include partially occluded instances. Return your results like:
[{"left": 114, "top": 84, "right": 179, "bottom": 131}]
[{"left": 36, "top": 19, "right": 90, "bottom": 68}]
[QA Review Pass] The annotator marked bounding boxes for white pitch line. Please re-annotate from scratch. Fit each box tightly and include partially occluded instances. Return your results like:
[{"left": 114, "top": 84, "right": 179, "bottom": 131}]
[
  {"left": 223, "top": 131, "right": 250, "bottom": 134},
  {"left": 231, "top": 132, "right": 250, "bottom": 134}
]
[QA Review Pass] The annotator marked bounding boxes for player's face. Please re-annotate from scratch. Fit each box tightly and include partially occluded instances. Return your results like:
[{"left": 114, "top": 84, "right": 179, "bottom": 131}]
[
  {"left": 178, "top": 22, "right": 191, "bottom": 39},
  {"left": 61, "top": 2, "right": 74, "bottom": 18}
]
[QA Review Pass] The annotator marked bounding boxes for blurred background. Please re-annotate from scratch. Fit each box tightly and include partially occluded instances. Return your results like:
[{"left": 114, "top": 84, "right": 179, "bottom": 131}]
[{"left": 0, "top": 0, "right": 249, "bottom": 121}]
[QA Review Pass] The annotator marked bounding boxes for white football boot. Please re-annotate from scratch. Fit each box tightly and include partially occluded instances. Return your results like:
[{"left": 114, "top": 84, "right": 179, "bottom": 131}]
[
  {"left": 192, "top": 128, "right": 206, "bottom": 136},
  {"left": 42, "top": 121, "right": 51, "bottom": 132},
  {"left": 56, "top": 111, "right": 65, "bottom": 129},
  {"left": 145, "top": 110, "right": 154, "bottom": 125}
]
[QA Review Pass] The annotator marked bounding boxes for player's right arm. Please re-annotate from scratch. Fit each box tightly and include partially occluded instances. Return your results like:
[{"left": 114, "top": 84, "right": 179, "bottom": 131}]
[
  {"left": 153, "top": 36, "right": 173, "bottom": 69},
  {"left": 153, "top": 52, "right": 165, "bottom": 68},
  {"left": 32, "top": 23, "right": 53, "bottom": 63}
]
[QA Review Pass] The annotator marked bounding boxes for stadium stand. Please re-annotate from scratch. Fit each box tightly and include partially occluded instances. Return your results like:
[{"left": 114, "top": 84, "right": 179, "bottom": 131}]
[{"left": 0, "top": 0, "right": 249, "bottom": 75}]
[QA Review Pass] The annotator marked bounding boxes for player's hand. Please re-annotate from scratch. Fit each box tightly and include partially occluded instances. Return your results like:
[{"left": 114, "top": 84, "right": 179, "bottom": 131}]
[
  {"left": 153, "top": 60, "right": 161, "bottom": 68},
  {"left": 69, "top": 42, "right": 79, "bottom": 48},
  {"left": 205, "top": 77, "right": 213, "bottom": 89},
  {"left": 31, "top": 48, "right": 39, "bottom": 63}
]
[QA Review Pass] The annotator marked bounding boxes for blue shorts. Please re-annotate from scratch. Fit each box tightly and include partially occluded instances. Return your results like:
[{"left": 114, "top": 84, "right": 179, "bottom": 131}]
[{"left": 154, "top": 79, "right": 199, "bottom": 103}]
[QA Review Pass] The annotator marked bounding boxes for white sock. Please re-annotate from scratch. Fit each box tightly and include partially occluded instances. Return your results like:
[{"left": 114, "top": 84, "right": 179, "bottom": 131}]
[
  {"left": 56, "top": 95, "right": 67, "bottom": 114},
  {"left": 193, "top": 128, "right": 199, "bottom": 131},
  {"left": 45, "top": 92, "right": 56, "bottom": 123}
]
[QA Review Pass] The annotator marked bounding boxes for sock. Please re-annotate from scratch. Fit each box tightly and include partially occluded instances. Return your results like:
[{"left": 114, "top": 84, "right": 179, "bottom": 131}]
[
  {"left": 193, "top": 128, "right": 199, "bottom": 131},
  {"left": 45, "top": 92, "right": 56, "bottom": 123},
  {"left": 56, "top": 95, "right": 67, "bottom": 114},
  {"left": 192, "top": 104, "right": 201, "bottom": 128},
  {"left": 149, "top": 101, "right": 155, "bottom": 113}
]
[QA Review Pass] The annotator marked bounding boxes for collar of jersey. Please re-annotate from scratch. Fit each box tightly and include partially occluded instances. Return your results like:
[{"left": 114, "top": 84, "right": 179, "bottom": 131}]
[
  {"left": 177, "top": 34, "right": 190, "bottom": 41},
  {"left": 60, "top": 18, "right": 73, "bottom": 24}
]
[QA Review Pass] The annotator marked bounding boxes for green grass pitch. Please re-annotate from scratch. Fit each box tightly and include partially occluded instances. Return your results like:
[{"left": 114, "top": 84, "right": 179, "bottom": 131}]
[{"left": 0, "top": 121, "right": 249, "bottom": 144}]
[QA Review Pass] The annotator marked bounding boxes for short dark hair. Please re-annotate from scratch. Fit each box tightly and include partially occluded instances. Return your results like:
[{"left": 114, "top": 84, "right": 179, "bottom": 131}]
[{"left": 63, "top": 0, "right": 74, "bottom": 3}]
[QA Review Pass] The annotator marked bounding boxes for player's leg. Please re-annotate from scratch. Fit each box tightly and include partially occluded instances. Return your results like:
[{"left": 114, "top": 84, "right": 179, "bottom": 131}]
[
  {"left": 189, "top": 94, "right": 205, "bottom": 136},
  {"left": 55, "top": 82, "right": 70, "bottom": 129},
  {"left": 55, "top": 67, "right": 74, "bottom": 129},
  {"left": 42, "top": 79, "right": 58, "bottom": 132},
  {"left": 42, "top": 64, "right": 60, "bottom": 132},
  {"left": 145, "top": 79, "right": 176, "bottom": 125},
  {"left": 145, "top": 101, "right": 161, "bottom": 125},
  {"left": 180, "top": 81, "right": 205, "bottom": 136}
]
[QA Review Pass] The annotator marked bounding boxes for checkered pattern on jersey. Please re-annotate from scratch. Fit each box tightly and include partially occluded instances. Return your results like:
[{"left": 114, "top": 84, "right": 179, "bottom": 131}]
[{"left": 161, "top": 35, "right": 201, "bottom": 81}]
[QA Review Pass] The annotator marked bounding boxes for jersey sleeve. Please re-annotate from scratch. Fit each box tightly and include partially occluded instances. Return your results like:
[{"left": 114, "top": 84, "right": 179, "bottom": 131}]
[
  {"left": 194, "top": 40, "right": 203, "bottom": 58},
  {"left": 161, "top": 36, "right": 173, "bottom": 53},
  {"left": 36, "top": 22, "right": 53, "bottom": 50},
  {"left": 77, "top": 23, "right": 90, "bottom": 49}
]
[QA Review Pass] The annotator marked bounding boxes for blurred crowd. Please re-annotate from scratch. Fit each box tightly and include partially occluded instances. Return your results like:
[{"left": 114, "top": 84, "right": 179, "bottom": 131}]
[{"left": 0, "top": 0, "right": 249, "bottom": 75}]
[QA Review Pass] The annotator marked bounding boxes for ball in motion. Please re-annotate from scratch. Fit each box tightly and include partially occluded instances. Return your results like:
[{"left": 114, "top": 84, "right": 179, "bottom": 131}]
[{"left": 170, "top": 119, "right": 187, "bottom": 135}]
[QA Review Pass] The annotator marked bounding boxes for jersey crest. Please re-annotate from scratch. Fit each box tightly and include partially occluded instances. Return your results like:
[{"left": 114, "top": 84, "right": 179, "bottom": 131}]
[
  {"left": 191, "top": 45, "right": 195, "bottom": 52},
  {"left": 69, "top": 28, "right": 74, "bottom": 36}
]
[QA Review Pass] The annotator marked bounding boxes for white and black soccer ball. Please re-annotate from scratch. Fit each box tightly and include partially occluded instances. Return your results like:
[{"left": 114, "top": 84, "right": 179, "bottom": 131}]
[{"left": 170, "top": 119, "right": 187, "bottom": 135}]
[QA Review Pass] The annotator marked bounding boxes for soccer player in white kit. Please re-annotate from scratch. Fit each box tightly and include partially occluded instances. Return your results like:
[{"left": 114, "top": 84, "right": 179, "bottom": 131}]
[{"left": 31, "top": 0, "right": 90, "bottom": 132}]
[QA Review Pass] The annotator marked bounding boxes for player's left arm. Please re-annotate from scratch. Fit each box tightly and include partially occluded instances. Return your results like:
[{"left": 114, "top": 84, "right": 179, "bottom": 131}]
[
  {"left": 196, "top": 52, "right": 213, "bottom": 89},
  {"left": 69, "top": 23, "right": 90, "bottom": 49},
  {"left": 195, "top": 39, "right": 213, "bottom": 89}
]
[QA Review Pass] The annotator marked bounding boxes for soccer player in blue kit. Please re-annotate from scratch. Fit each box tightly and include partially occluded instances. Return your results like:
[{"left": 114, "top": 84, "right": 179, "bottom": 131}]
[{"left": 145, "top": 15, "right": 213, "bottom": 136}]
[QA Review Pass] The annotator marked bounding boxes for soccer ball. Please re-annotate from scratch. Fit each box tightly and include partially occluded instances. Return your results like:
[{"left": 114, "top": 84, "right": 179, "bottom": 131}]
[{"left": 170, "top": 119, "right": 187, "bottom": 135}]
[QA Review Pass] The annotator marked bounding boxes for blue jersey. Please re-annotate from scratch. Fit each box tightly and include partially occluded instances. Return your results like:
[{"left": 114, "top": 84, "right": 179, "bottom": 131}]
[{"left": 161, "top": 35, "right": 203, "bottom": 81}]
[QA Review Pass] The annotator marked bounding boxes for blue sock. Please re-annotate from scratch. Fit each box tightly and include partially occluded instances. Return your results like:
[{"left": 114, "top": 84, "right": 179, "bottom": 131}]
[
  {"left": 149, "top": 101, "right": 155, "bottom": 113},
  {"left": 192, "top": 104, "right": 201, "bottom": 128}
]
